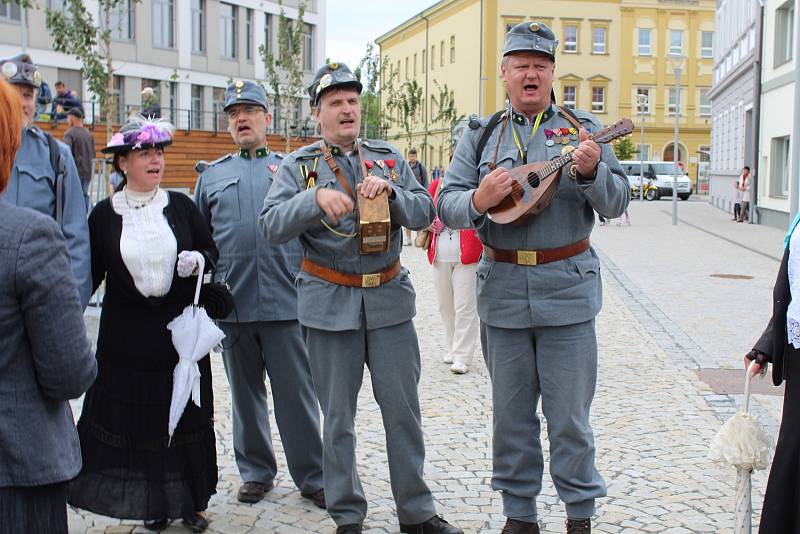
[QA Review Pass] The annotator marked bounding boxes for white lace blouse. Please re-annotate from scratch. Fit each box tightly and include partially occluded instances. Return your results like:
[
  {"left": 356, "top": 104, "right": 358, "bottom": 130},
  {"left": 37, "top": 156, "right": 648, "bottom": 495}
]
[
  {"left": 787, "top": 225, "right": 800, "bottom": 348},
  {"left": 111, "top": 188, "right": 177, "bottom": 298}
]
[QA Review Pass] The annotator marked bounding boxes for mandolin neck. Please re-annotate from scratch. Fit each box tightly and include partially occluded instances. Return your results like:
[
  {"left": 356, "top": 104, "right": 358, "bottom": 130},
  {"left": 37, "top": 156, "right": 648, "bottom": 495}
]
[{"left": 542, "top": 152, "right": 574, "bottom": 177}]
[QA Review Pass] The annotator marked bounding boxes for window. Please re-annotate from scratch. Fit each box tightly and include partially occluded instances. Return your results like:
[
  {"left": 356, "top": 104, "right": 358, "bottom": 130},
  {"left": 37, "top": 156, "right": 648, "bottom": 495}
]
[
  {"left": 440, "top": 40, "right": 445, "bottom": 66},
  {"left": 264, "top": 14, "right": 272, "bottom": 54},
  {"left": 591, "top": 86, "right": 605, "bottom": 113},
  {"left": 413, "top": 53, "right": 417, "bottom": 76},
  {"left": 168, "top": 81, "right": 177, "bottom": 124},
  {"left": 112, "top": 75, "right": 125, "bottom": 124},
  {"left": 775, "top": 1, "right": 794, "bottom": 66},
  {"left": 191, "top": 85, "right": 203, "bottom": 130},
  {"left": 564, "top": 25, "right": 578, "bottom": 53},
  {"left": 430, "top": 94, "right": 436, "bottom": 119},
  {"left": 422, "top": 49, "right": 426, "bottom": 73},
  {"left": 191, "top": 0, "right": 204, "bottom": 53},
  {"left": 220, "top": 3, "right": 237, "bottom": 59},
  {"left": 303, "top": 24, "right": 314, "bottom": 72},
  {"left": 636, "top": 145, "right": 650, "bottom": 160},
  {"left": 669, "top": 29, "right": 683, "bottom": 55},
  {"left": 636, "top": 87, "right": 651, "bottom": 114},
  {"left": 592, "top": 27, "right": 607, "bottom": 54},
  {"left": 0, "top": 1, "right": 21, "bottom": 21},
  {"left": 668, "top": 87, "right": 681, "bottom": 115},
  {"left": 701, "top": 31, "right": 713, "bottom": 58},
  {"left": 431, "top": 45, "right": 435, "bottom": 70},
  {"left": 47, "top": 0, "right": 65, "bottom": 12},
  {"left": 405, "top": 57, "right": 409, "bottom": 79},
  {"left": 770, "top": 136, "right": 790, "bottom": 197},
  {"left": 102, "top": 0, "right": 133, "bottom": 40},
  {"left": 699, "top": 89, "right": 711, "bottom": 116},
  {"left": 450, "top": 35, "right": 455, "bottom": 63},
  {"left": 153, "top": 0, "right": 174, "bottom": 48},
  {"left": 563, "top": 85, "right": 576, "bottom": 109},
  {"left": 246, "top": 9, "right": 253, "bottom": 61},
  {"left": 212, "top": 87, "right": 226, "bottom": 131},
  {"left": 638, "top": 28, "right": 651, "bottom": 56}
]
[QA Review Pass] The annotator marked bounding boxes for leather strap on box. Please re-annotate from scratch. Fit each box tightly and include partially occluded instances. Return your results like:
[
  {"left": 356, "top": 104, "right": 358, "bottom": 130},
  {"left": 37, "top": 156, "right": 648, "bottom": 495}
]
[
  {"left": 483, "top": 238, "right": 590, "bottom": 266},
  {"left": 301, "top": 258, "right": 401, "bottom": 288}
]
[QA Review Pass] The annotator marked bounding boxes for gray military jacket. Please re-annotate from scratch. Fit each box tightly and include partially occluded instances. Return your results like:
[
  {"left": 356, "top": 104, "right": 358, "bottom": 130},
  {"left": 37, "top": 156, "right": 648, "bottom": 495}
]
[
  {"left": 195, "top": 150, "right": 302, "bottom": 323},
  {"left": 439, "top": 104, "right": 630, "bottom": 329},
  {"left": 260, "top": 139, "right": 435, "bottom": 332},
  {"left": 1, "top": 126, "right": 91, "bottom": 308}
]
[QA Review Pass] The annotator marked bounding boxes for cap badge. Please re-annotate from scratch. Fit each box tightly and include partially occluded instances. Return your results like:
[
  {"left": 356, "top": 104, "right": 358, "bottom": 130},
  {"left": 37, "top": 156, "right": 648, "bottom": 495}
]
[
  {"left": 1, "top": 61, "right": 17, "bottom": 79},
  {"left": 33, "top": 70, "right": 41, "bottom": 86},
  {"left": 529, "top": 22, "right": 540, "bottom": 33},
  {"left": 330, "top": 62, "right": 339, "bottom": 70},
  {"left": 317, "top": 73, "right": 333, "bottom": 94}
]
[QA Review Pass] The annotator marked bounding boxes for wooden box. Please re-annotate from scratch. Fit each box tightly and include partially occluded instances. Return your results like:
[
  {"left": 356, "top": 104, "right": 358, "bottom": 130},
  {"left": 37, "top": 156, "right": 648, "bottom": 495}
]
[{"left": 358, "top": 190, "right": 390, "bottom": 254}]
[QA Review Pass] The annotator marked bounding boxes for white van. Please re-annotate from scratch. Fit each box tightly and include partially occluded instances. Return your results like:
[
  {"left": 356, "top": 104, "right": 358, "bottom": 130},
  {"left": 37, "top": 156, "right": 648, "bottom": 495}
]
[{"left": 619, "top": 160, "right": 693, "bottom": 200}]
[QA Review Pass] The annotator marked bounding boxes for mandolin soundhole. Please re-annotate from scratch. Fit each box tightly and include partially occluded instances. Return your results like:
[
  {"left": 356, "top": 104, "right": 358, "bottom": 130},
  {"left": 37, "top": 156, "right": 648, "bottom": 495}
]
[{"left": 527, "top": 172, "right": 541, "bottom": 188}]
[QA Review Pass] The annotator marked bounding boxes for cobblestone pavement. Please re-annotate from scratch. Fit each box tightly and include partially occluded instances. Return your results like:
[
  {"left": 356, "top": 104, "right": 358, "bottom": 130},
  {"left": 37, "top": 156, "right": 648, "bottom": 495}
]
[{"left": 69, "top": 199, "right": 781, "bottom": 533}]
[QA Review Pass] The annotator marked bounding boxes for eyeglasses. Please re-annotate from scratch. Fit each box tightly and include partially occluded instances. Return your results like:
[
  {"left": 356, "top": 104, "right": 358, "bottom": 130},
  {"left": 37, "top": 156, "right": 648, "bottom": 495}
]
[{"left": 227, "top": 105, "right": 263, "bottom": 119}]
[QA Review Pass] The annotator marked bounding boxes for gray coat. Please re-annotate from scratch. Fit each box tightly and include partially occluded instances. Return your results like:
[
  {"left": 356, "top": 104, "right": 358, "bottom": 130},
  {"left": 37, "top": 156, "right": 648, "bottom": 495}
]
[
  {"left": 438, "top": 105, "right": 630, "bottom": 328},
  {"left": 260, "top": 140, "right": 435, "bottom": 332},
  {"left": 195, "top": 151, "right": 301, "bottom": 323},
  {"left": 0, "top": 126, "right": 92, "bottom": 308},
  {"left": 0, "top": 203, "right": 97, "bottom": 487}
]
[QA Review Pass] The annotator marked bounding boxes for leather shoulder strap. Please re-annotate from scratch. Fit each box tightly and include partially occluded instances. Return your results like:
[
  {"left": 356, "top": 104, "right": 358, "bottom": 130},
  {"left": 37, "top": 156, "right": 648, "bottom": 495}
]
[
  {"left": 320, "top": 140, "right": 356, "bottom": 200},
  {"left": 557, "top": 105, "right": 583, "bottom": 131}
]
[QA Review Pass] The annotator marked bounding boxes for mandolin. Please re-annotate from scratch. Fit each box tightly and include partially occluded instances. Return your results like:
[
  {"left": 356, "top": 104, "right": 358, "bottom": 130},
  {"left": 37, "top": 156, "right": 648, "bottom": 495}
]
[{"left": 487, "top": 118, "right": 634, "bottom": 225}]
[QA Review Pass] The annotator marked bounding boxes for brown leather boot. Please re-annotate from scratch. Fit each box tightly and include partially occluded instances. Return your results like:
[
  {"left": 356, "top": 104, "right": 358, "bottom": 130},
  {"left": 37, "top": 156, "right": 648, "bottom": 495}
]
[
  {"left": 501, "top": 519, "right": 540, "bottom": 533},
  {"left": 566, "top": 518, "right": 591, "bottom": 534}
]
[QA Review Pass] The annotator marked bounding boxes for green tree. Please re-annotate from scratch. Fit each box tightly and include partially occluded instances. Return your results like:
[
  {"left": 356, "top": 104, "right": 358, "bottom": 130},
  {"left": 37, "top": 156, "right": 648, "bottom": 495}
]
[
  {"left": 385, "top": 79, "right": 423, "bottom": 151},
  {"left": 46, "top": 0, "right": 139, "bottom": 142},
  {"left": 430, "top": 80, "right": 464, "bottom": 162},
  {"left": 260, "top": 0, "right": 307, "bottom": 153},
  {"left": 355, "top": 42, "right": 384, "bottom": 140},
  {"left": 613, "top": 136, "right": 637, "bottom": 161}
]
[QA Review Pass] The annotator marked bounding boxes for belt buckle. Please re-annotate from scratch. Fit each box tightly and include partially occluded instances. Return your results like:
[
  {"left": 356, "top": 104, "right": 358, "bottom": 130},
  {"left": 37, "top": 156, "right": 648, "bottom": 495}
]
[
  {"left": 362, "top": 273, "right": 382, "bottom": 288},
  {"left": 517, "top": 250, "right": 538, "bottom": 266}
]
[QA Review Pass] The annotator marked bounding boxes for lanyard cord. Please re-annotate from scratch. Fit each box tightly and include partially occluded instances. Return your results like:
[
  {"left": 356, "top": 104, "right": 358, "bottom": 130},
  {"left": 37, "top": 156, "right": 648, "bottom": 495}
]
[{"left": 510, "top": 110, "right": 544, "bottom": 164}]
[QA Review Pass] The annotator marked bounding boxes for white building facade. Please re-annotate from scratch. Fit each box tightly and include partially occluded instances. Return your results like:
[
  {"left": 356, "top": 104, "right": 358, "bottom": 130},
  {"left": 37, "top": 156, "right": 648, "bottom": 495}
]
[
  {"left": 0, "top": 0, "right": 326, "bottom": 133},
  {"left": 755, "top": 0, "right": 796, "bottom": 229},
  {"left": 707, "top": 0, "right": 759, "bottom": 215}
]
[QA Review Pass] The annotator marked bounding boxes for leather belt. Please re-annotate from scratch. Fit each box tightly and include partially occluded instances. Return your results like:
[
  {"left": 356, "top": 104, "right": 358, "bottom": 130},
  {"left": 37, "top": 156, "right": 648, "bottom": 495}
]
[
  {"left": 301, "top": 258, "right": 401, "bottom": 288},
  {"left": 483, "top": 238, "right": 590, "bottom": 266}
]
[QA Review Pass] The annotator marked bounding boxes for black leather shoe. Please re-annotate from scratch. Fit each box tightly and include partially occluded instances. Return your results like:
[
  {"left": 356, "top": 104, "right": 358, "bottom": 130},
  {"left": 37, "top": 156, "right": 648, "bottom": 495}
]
[
  {"left": 335, "top": 524, "right": 363, "bottom": 534},
  {"left": 237, "top": 479, "right": 275, "bottom": 503},
  {"left": 400, "top": 514, "right": 463, "bottom": 534},
  {"left": 143, "top": 518, "right": 170, "bottom": 531},
  {"left": 501, "top": 519, "right": 540, "bottom": 534},
  {"left": 566, "top": 518, "right": 591, "bottom": 534},
  {"left": 301, "top": 487, "right": 327, "bottom": 509},
  {"left": 182, "top": 512, "right": 210, "bottom": 533}
]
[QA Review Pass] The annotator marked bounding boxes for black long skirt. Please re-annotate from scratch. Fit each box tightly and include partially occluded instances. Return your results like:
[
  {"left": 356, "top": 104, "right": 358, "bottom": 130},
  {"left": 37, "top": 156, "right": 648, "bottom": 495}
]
[
  {"left": 0, "top": 482, "right": 69, "bottom": 534},
  {"left": 759, "top": 354, "right": 800, "bottom": 533}
]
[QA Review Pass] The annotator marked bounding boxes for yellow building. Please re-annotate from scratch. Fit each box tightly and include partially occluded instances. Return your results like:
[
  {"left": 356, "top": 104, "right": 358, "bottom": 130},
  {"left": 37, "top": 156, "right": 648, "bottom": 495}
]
[{"left": 376, "top": 0, "right": 714, "bottom": 179}]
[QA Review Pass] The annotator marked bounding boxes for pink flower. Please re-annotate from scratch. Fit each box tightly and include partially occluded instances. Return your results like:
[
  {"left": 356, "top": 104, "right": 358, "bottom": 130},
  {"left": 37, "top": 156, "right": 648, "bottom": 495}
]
[{"left": 108, "top": 133, "right": 124, "bottom": 147}]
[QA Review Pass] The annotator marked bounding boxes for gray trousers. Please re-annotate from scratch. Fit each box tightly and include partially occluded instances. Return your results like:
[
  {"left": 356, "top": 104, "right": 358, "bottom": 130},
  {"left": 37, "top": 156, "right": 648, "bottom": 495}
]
[
  {"left": 220, "top": 320, "right": 323, "bottom": 494},
  {"left": 481, "top": 320, "right": 606, "bottom": 522},
  {"left": 305, "top": 320, "right": 436, "bottom": 526}
]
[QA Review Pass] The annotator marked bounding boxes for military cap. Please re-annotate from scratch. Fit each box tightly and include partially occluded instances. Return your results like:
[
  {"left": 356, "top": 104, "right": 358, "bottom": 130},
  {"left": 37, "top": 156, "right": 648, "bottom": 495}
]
[
  {"left": 307, "top": 62, "right": 362, "bottom": 107},
  {"left": 224, "top": 80, "right": 268, "bottom": 111},
  {"left": 0, "top": 53, "right": 42, "bottom": 87},
  {"left": 502, "top": 21, "right": 559, "bottom": 61}
]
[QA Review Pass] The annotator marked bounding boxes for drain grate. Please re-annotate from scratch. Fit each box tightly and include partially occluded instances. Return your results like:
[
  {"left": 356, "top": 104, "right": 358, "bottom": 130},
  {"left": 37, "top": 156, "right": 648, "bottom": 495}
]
[{"left": 709, "top": 273, "right": 754, "bottom": 280}]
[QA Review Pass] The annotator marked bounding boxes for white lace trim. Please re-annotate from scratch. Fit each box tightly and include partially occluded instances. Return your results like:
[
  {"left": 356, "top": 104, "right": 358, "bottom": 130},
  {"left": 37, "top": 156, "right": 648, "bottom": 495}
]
[
  {"left": 112, "top": 188, "right": 177, "bottom": 297},
  {"left": 787, "top": 227, "right": 800, "bottom": 348}
]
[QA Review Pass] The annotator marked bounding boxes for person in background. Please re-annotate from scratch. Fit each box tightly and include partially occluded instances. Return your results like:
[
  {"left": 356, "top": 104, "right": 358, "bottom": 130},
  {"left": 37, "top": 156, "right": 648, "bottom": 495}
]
[
  {"left": 426, "top": 176, "right": 482, "bottom": 374},
  {"left": 63, "top": 107, "right": 96, "bottom": 207},
  {"left": 0, "top": 76, "right": 97, "bottom": 534},
  {"left": 738, "top": 166, "right": 751, "bottom": 223},
  {"left": 51, "top": 81, "right": 83, "bottom": 121},
  {"left": 68, "top": 116, "right": 219, "bottom": 533},
  {"left": 141, "top": 87, "right": 161, "bottom": 118},
  {"left": 733, "top": 175, "right": 742, "bottom": 222},
  {"left": 403, "top": 147, "right": 429, "bottom": 246},
  {"left": 0, "top": 53, "right": 91, "bottom": 308}
]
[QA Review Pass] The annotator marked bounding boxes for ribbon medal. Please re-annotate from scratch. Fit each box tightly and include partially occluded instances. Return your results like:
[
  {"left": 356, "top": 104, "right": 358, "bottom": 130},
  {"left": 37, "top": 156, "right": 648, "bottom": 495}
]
[
  {"left": 268, "top": 164, "right": 278, "bottom": 173},
  {"left": 386, "top": 159, "right": 398, "bottom": 182},
  {"left": 569, "top": 127, "right": 578, "bottom": 141},
  {"left": 544, "top": 129, "right": 555, "bottom": 147},
  {"left": 364, "top": 160, "right": 374, "bottom": 170}
]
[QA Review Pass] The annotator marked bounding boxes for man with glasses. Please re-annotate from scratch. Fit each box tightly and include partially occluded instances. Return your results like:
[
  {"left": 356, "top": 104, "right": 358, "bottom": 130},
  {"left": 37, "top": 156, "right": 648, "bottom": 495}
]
[
  {"left": 194, "top": 79, "right": 325, "bottom": 508},
  {"left": 0, "top": 53, "right": 91, "bottom": 308}
]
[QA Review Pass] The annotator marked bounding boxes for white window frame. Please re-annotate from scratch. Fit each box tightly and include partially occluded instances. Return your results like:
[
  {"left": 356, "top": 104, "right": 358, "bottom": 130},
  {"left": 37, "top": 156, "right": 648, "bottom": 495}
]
[
  {"left": 669, "top": 29, "right": 683, "bottom": 56},
  {"left": 638, "top": 28, "right": 651, "bottom": 56},
  {"left": 775, "top": 1, "right": 794, "bottom": 66},
  {"left": 0, "top": 0, "right": 21, "bottom": 22},
  {"left": 264, "top": 13, "right": 272, "bottom": 55},
  {"left": 191, "top": 0, "right": 204, "bottom": 53},
  {"left": 770, "top": 135, "right": 790, "bottom": 197},
  {"left": 699, "top": 89, "right": 711, "bottom": 116},
  {"left": 246, "top": 8, "right": 253, "bottom": 61},
  {"left": 152, "top": 0, "right": 175, "bottom": 49},
  {"left": 563, "top": 85, "right": 576, "bottom": 109},
  {"left": 191, "top": 85, "right": 203, "bottom": 130},
  {"left": 564, "top": 26, "right": 578, "bottom": 53},
  {"left": 701, "top": 31, "right": 713, "bottom": 58},
  {"left": 303, "top": 24, "right": 314, "bottom": 72},
  {"left": 591, "top": 86, "right": 605, "bottom": 113},
  {"left": 220, "top": 2, "right": 237, "bottom": 60},
  {"left": 667, "top": 87, "right": 681, "bottom": 116},
  {"left": 636, "top": 87, "right": 651, "bottom": 114},
  {"left": 592, "top": 27, "right": 607, "bottom": 54}
]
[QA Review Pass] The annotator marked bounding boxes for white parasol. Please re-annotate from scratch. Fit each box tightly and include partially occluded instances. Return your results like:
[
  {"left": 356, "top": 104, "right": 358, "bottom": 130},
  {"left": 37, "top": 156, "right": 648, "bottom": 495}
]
[
  {"left": 708, "top": 360, "right": 774, "bottom": 534},
  {"left": 166, "top": 253, "right": 225, "bottom": 445}
]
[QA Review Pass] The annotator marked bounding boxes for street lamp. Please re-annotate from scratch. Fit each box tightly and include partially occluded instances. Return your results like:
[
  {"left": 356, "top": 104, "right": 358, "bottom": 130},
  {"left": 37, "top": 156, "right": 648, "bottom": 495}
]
[
  {"left": 669, "top": 53, "right": 684, "bottom": 226},
  {"left": 636, "top": 92, "right": 649, "bottom": 202}
]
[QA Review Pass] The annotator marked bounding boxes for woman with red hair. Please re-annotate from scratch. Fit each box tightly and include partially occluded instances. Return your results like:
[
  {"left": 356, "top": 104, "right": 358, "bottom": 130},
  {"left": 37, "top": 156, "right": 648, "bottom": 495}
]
[{"left": 0, "top": 78, "right": 97, "bottom": 532}]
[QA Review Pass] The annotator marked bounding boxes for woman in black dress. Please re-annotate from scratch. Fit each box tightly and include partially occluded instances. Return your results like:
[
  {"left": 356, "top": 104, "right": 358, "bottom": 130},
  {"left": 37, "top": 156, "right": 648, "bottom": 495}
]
[
  {"left": 747, "top": 217, "right": 800, "bottom": 533},
  {"left": 68, "top": 117, "right": 218, "bottom": 532}
]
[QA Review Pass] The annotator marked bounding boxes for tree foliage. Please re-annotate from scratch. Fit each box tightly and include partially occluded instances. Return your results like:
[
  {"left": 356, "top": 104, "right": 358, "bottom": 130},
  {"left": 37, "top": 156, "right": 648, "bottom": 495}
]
[
  {"left": 613, "top": 136, "right": 637, "bottom": 161},
  {"left": 46, "top": 0, "right": 137, "bottom": 141},
  {"left": 355, "top": 42, "right": 384, "bottom": 140},
  {"left": 385, "top": 79, "right": 423, "bottom": 150},
  {"left": 430, "top": 80, "right": 463, "bottom": 161},
  {"left": 260, "top": 0, "right": 307, "bottom": 152}
]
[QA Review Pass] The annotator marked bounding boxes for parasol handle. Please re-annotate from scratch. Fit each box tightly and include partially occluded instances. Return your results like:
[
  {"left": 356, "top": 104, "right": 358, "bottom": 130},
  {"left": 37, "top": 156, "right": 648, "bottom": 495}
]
[
  {"left": 193, "top": 253, "right": 205, "bottom": 307},
  {"left": 742, "top": 360, "right": 758, "bottom": 413}
]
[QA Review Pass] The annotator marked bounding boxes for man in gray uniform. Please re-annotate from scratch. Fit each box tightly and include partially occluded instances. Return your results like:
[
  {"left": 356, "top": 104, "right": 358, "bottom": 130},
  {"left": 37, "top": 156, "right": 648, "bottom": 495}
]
[
  {"left": 0, "top": 53, "right": 91, "bottom": 308},
  {"left": 438, "top": 23, "right": 630, "bottom": 534},
  {"left": 260, "top": 63, "right": 463, "bottom": 534},
  {"left": 194, "top": 80, "right": 325, "bottom": 508}
]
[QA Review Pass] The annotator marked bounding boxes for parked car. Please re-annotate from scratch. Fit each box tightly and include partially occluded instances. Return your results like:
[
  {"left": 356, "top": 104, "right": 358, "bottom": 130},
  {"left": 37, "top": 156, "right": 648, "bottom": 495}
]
[{"left": 619, "top": 160, "right": 693, "bottom": 200}]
